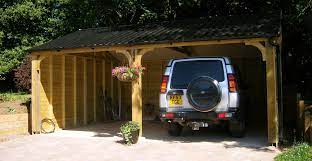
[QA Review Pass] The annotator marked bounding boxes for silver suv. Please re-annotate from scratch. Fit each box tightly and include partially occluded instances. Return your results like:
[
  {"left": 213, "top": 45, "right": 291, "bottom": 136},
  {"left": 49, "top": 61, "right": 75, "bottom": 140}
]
[{"left": 159, "top": 57, "right": 245, "bottom": 137}]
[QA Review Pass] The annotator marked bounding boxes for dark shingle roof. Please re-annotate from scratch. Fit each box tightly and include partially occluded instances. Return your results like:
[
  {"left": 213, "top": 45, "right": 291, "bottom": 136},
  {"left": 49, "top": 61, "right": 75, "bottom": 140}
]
[{"left": 30, "top": 15, "right": 280, "bottom": 51}]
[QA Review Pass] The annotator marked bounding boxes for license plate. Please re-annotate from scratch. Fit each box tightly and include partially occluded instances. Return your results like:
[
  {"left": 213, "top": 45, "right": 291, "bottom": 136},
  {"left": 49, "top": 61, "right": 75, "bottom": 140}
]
[{"left": 169, "top": 95, "right": 182, "bottom": 106}]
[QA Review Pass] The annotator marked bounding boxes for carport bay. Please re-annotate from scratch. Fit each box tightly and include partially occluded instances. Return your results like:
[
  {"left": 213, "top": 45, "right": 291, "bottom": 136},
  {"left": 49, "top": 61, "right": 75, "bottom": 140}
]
[{"left": 29, "top": 16, "right": 281, "bottom": 145}]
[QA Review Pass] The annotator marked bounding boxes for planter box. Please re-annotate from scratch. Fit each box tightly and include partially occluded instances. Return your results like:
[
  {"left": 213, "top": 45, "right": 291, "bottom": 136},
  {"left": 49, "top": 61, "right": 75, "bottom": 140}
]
[{"left": 0, "top": 113, "right": 29, "bottom": 141}]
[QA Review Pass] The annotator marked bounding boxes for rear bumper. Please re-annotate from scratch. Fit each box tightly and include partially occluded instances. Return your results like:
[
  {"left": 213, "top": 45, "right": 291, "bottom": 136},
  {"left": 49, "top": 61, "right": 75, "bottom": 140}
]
[
  {"left": 160, "top": 108, "right": 236, "bottom": 122},
  {"left": 160, "top": 111, "right": 217, "bottom": 120}
]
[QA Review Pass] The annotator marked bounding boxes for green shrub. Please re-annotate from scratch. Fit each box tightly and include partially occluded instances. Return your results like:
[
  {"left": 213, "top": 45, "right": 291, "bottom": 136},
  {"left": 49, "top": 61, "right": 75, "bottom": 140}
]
[
  {"left": 275, "top": 143, "right": 312, "bottom": 161},
  {"left": 13, "top": 56, "right": 31, "bottom": 92},
  {"left": 0, "top": 92, "right": 30, "bottom": 102},
  {"left": 120, "top": 121, "right": 140, "bottom": 145}
]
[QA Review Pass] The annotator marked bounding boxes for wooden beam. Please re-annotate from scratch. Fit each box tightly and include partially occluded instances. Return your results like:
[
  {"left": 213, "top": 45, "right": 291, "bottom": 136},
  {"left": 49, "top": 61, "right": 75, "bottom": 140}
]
[
  {"left": 131, "top": 48, "right": 154, "bottom": 136},
  {"left": 67, "top": 53, "right": 107, "bottom": 60},
  {"left": 83, "top": 58, "right": 87, "bottom": 125},
  {"left": 297, "top": 99, "right": 305, "bottom": 139},
  {"left": 73, "top": 56, "right": 77, "bottom": 126},
  {"left": 30, "top": 38, "right": 270, "bottom": 55},
  {"left": 111, "top": 62, "right": 114, "bottom": 109},
  {"left": 93, "top": 59, "right": 97, "bottom": 122},
  {"left": 31, "top": 55, "right": 47, "bottom": 134},
  {"left": 102, "top": 59, "right": 106, "bottom": 120},
  {"left": 265, "top": 42, "right": 278, "bottom": 145},
  {"left": 62, "top": 55, "right": 66, "bottom": 129},
  {"left": 167, "top": 47, "right": 192, "bottom": 56},
  {"left": 118, "top": 80, "right": 121, "bottom": 120},
  {"left": 49, "top": 56, "right": 53, "bottom": 125},
  {"left": 31, "top": 55, "right": 39, "bottom": 134}
]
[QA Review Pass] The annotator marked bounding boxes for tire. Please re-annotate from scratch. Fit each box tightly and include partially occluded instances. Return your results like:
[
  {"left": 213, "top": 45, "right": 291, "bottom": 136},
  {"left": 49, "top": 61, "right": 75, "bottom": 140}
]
[
  {"left": 168, "top": 123, "right": 182, "bottom": 136},
  {"left": 228, "top": 119, "right": 245, "bottom": 138},
  {"left": 187, "top": 76, "right": 221, "bottom": 112},
  {"left": 41, "top": 118, "right": 56, "bottom": 134}
]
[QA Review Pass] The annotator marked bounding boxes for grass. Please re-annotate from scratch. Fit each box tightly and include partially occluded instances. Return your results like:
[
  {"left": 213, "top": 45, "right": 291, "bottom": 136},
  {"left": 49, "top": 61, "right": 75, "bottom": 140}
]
[
  {"left": 275, "top": 143, "right": 312, "bottom": 161},
  {"left": 0, "top": 92, "right": 31, "bottom": 102}
]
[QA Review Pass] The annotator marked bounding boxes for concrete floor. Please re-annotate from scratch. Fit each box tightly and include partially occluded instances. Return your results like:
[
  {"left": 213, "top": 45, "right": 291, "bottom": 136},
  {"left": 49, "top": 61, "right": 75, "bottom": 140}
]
[{"left": 0, "top": 121, "right": 279, "bottom": 161}]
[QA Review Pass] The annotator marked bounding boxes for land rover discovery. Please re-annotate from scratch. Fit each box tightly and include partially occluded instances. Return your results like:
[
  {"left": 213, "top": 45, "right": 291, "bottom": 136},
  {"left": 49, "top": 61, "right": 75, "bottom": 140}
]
[{"left": 159, "top": 57, "right": 245, "bottom": 137}]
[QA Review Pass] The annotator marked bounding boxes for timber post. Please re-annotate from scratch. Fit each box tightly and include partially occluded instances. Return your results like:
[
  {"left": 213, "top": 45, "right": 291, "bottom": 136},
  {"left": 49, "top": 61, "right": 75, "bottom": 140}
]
[
  {"left": 130, "top": 48, "right": 153, "bottom": 136},
  {"left": 265, "top": 41, "right": 279, "bottom": 145},
  {"left": 31, "top": 54, "right": 46, "bottom": 134}
]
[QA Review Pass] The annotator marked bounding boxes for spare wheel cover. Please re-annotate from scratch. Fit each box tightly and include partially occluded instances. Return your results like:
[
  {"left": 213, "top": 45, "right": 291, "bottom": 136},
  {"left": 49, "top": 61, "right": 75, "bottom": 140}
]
[{"left": 186, "top": 76, "right": 221, "bottom": 112}]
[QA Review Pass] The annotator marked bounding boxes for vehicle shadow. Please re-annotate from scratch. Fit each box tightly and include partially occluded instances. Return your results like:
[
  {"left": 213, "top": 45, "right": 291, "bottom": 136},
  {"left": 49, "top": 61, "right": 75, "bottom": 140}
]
[{"left": 142, "top": 121, "right": 274, "bottom": 152}]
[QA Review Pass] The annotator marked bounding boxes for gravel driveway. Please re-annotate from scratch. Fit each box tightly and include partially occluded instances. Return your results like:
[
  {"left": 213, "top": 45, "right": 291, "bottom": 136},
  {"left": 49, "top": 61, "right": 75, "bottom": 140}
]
[{"left": 0, "top": 121, "right": 279, "bottom": 161}]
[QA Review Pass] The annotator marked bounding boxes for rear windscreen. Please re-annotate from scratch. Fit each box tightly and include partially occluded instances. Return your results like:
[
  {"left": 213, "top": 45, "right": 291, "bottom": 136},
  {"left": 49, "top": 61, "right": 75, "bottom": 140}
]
[{"left": 170, "top": 60, "right": 224, "bottom": 89}]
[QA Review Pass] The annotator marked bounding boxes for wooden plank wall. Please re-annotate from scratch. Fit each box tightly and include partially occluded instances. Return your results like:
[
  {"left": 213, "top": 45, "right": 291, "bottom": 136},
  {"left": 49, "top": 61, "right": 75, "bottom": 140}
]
[
  {"left": 38, "top": 55, "right": 176, "bottom": 128},
  {"left": 76, "top": 57, "right": 84, "bottom": 125},
  {"left": 86, "top": 59, "right": 94, "bottom": 124},
  {"left": 96, "top": 60, "right": 104, "bottom": 122},
  {"left": 105, "top": 61, "right": 112, "bottom": 120},
  {"left": 52, "top": 56, "right": 63, "bottom": 129},
  {"left": 39, "top": 57, "right": 54, "bottom": 129},
  {"left": 65, "top": 56, "right": 74, "bottom": 127},
  {"left": 38, "top": 55, "right": 266, "bottom": 128},
  {"left": 38, "top": 55, "right": 116, "bottom": 130},
  {"left": 142, "top": 60, "right": 167, "bottom": 120}
]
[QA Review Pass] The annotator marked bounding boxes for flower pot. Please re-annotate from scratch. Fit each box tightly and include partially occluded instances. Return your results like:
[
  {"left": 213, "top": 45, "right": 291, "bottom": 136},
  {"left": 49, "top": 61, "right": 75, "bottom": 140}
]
[
  {"left": 117, "top": 74, "right": 136, "bottom": 82},
  {"left": 130, "top": 130, "right": 139, "bottom": 144},
  {"left": 112, "top": 66, "right": 145, "bottom": 82},
  {"left": 122, "top": 129, "right": 139, "bottom": 144}
]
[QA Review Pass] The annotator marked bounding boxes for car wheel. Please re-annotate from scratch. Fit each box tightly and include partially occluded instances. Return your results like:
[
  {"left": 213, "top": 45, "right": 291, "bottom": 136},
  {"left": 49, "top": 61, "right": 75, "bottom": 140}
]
[
  {"left": 168, "top": 123, "right": 182, "bottom": 136},
  {"left": 228, "top": 119, "right": 245, "bottom": 138}
]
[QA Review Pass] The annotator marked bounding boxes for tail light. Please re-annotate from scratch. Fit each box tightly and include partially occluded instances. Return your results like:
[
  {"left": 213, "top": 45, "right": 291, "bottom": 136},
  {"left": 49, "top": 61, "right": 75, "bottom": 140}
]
[
  {"left": 227, "top": 74, "right": 237, "bottom": 92},
  {"left": 217, "top": 112, "right": 232, "bottom": 118},
  {"left": 217, "top": 113, "right": 226, "bottom": 118},
  {"left": 160, "top": 75, "right": 169, "bottom": 93},
  {"left": 164, "top": 112, "right": 174, "bottom": 118}
]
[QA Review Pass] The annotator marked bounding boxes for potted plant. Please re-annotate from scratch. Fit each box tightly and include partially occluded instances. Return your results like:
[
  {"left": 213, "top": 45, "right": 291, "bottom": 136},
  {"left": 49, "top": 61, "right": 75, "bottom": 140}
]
[
  {"left": 112, "top": 65, "right": 145, "bottom": 82},
  {"left": 120, "top": 121, "right": 140, "bottom": 145}
]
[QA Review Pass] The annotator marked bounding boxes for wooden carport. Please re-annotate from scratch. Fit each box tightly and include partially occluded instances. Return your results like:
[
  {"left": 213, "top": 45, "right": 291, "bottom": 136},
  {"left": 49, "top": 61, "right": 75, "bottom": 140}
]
[{"left": 29, "top": 16, "right": 281, "bottom": 145}]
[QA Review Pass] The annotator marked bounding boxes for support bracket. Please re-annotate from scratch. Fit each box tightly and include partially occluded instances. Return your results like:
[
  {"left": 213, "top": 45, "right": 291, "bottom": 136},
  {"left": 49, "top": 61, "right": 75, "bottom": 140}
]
[
  {"left": 116, "top": 50, "right": 133, "bottom": 64},
  {"left": 245, "top": 42, "right": 266, "bottom": 61}
]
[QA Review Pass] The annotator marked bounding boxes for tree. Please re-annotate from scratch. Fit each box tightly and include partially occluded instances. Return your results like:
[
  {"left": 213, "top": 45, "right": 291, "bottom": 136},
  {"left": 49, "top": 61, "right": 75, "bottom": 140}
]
[
  {"left": 0, "top": 0, "right": 311, "bottom": 93},
  {"left": 0, "top": 0, "right": 69, "bottom": 74}
]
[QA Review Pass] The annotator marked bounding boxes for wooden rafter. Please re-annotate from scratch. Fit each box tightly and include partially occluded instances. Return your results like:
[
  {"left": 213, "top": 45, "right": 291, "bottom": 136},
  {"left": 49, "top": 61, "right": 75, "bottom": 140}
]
[
  {"left": 167, "top": 47, "right": 192, "bottom": 56},
  {"left": 30, "top": 38, "right": 270, "bottom": 56}
]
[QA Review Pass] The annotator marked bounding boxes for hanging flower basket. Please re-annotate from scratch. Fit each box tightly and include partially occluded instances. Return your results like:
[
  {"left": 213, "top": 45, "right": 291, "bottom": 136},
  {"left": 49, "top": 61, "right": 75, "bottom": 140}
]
[{"left": 112, "top": 65, "right": 146, "bottom": 82}]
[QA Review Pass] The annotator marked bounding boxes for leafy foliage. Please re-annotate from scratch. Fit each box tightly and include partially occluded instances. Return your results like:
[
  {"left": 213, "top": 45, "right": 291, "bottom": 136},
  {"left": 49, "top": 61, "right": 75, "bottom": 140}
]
[
  {"left": 0, "top": 0, "right": 67, "bottom": 74},
  {"left": 13, "top": 56, "right": 31, "bottom": 92},
  {"left": 0, "top": 0, "right": 311, "bottom": 94},
  {"left": 0, "top": 92, "right": 30, "bottom": 102},
  {"left": 275, "top": 143, "right": 312, "bottom": 161},
  {"left": 120, "top": 121, "right": 140, "bottom": 145}
]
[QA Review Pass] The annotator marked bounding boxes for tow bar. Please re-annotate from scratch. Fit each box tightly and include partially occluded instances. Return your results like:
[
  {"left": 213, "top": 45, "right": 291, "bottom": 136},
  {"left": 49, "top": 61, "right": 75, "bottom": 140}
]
[{"left": 188, "top": 122, "right": 209, "bottom": 130}]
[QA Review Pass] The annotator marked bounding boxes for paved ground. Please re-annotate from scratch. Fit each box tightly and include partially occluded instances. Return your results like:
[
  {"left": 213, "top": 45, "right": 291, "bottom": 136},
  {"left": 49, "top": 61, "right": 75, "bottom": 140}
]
[{"left": 0, "top": 121, "right": 279, "bottom": 161}]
